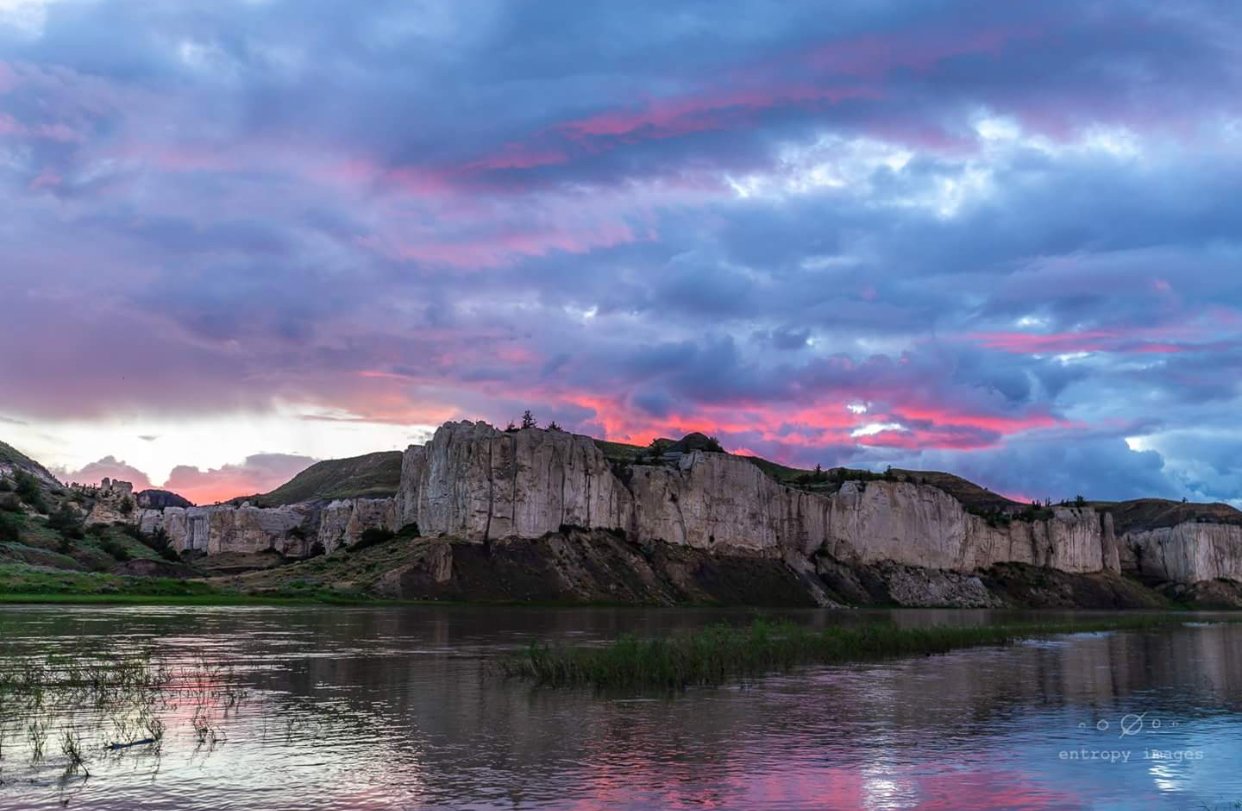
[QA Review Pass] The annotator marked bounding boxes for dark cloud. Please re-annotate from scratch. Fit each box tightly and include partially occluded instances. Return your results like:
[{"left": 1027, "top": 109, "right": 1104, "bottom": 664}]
[{"left": 2, "top": 0, "right": 1242, "bottom": 503}]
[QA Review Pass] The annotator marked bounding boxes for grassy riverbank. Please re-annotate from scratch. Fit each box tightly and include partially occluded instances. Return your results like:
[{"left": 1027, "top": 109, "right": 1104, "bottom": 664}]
[
  {"left": 0, "top": 562, "right": 388, "bottom": 605},
  {"left": 501, "top": 615, "right": 1203, "bottom": 689}
]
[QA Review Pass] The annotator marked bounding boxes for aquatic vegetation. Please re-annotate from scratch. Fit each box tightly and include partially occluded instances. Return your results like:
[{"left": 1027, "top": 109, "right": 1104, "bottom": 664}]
[
  {"left": 501, "top": 616, "right": 1207, "bottom": 690},
  {"left": 0, "top": 652, "right": 248, "bottom": 779}
]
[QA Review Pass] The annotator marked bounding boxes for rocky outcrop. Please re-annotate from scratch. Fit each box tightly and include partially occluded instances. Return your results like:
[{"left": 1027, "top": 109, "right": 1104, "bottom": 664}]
[
  {"left": 371, "top": 531, "right": 837, "bottom": 607},
  {"left": 398, "top": 423, "right": 629, "bottom": 541},
  {"left": 84, "top": 478, "right": 136, "bottom": 524},
  {"left": 137, "top": 497, "right": 398, "bottom": 557},
  {"left": 135, "top": 489, "right": 193, "bottom": 510},
  {"left": 1123, "top": 523, "right": 1242, "bottom": 584},
  {"left": 110, "top": 420, "right": 1242, "bottom": 603},
  {"left": 398, "top": 421, "right": 1122, "bottom": 579},
  {"left": 822, "top": 481, "right": 1119, "bottom": 574}
]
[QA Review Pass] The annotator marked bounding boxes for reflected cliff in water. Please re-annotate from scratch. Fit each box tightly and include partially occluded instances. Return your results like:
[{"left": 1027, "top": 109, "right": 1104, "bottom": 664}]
[{"left": 1, "top": 606, "right": 1241, "bottom": 810}]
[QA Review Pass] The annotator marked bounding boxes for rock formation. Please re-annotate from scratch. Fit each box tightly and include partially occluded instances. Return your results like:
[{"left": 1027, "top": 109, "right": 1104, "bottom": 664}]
[
  {"left": 1123, "top": 524, "right": 1242, "bottom": 584},
  {"left": 398, "top": 421, "right": 1123, "bottom": 578},
  {"left": 136, "top": 497, "right": 398, "bottom": 557},
  {"left": 112, "top": 420, "right": 1242, "bottom": 605}
]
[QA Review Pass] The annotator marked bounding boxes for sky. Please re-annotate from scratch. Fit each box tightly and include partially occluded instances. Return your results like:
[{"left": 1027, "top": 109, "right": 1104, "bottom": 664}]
[{"left": 1, "top": 0, "right": 1241, "bottom": 506}]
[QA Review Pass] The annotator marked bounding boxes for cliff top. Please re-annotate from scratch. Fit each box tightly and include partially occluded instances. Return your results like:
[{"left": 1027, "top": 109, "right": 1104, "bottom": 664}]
[
  {"left": 238, "top": 450, "right": 403, "bottom": 507},
  {"left": 1099, "top": 499, "right": 1242, "bottom": 534},
  {"left": 586, "top": 430, "right": 1023, "bottom": 513}
]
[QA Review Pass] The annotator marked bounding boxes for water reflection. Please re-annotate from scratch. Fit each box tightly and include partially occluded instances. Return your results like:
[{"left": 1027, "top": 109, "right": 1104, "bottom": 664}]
[{"left": 0, "top": 606, "right": 1240, "bottom": 810}]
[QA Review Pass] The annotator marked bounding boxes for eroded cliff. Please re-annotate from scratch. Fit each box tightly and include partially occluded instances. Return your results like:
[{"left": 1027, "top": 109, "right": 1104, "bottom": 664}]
[
  {"left": 397, "top": 421, "right": 1124, "bottom": 579},
  {"left": 137, "top": 497, "right": 397, "bottom": 556},
  {"left": 119, "top": 420, "right": 1242, "bottom": 604}
]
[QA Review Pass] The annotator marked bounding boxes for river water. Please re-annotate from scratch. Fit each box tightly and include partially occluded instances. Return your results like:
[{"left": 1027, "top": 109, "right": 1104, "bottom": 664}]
[{"left": 0, "top": 605, "right": 1239, "bottom": 810}]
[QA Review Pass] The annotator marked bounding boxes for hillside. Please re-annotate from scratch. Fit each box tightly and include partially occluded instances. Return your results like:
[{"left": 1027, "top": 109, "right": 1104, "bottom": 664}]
[
  {"left": 1099, "top": 499, "right": 1242, "bottom": 535},
  {"left": 0, "top": 439, "right": 59, "bottom": 484},
  {"left": 593, "top": 436, "right": 1021, "bottom": 513},
  {"left": 241, "top": 451, "right": 403, "bottom": 507}
]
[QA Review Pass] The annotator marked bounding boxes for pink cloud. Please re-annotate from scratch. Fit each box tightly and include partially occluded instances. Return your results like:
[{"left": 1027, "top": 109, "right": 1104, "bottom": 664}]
[
  {"left": 971, "top": 327, "right": 1239, "bottom": 356},
  {"left": 163, "top": 453, "right": 316, "bottom": 505},
  {"left": 554, "top": 85, "right": 874, "bottom": 143},
  {"left": 59, "top": 456, "right": 154, "bottom": 491},
  {"left": 0, "top": 113, "right": 83, "bottom": 142}
]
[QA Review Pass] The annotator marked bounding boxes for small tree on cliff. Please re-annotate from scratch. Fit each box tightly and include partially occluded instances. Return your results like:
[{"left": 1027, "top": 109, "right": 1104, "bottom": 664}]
[{"left": 521, "top": 410, "right": 538, "bottom": 429}]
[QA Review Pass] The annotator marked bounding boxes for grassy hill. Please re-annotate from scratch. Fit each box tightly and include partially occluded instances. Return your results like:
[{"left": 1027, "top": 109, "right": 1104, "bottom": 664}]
[
  {"left": 242, "top": 451, "right": 403, "bottom": 507},
  {"left": 1097, "top": 498, "right": 1242, "bottom": 534},
  {"left": 0, "top": 439, "right": 58, "bottom": 484}
]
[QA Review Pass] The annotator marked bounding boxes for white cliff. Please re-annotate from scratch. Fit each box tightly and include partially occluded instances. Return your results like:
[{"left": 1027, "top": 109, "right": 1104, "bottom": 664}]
[
  {"left": 398, "top": 421, "right": 1122, "bottom": 576},
  {"left": 137, "top": 497, "right": 397, "bottom": 556},
  {"left": 1123, "top": 523, "right": 1242, "bottom": 584},
  {"left": 119, "top": 420, "right": 1242, "bottom": 591}
]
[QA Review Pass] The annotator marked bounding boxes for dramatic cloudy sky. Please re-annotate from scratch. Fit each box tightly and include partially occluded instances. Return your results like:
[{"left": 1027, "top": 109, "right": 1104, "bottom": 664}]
[{"left": 2, "top": 0, "right": 1241, "bottom": 505}]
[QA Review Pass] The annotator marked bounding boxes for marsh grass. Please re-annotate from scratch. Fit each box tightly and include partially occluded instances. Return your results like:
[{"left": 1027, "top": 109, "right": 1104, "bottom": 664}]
[
  {"left": 0, "top": 652, "right": 248, "bottom": 778},
  {"left": 501, "top": 615, "right": 1204, "bottom": 690}
]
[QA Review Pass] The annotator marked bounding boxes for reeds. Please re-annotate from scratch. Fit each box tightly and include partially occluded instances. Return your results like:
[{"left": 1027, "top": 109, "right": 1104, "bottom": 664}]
[
  {"left": 501, "top": 615, "right": 1196, "bottom": 690},
  {"left": 0, "top": 651, "right": 247, "bottom": 778}
]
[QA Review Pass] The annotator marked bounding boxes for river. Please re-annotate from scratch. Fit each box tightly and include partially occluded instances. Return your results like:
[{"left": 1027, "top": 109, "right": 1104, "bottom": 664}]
[{"left": 0, "top": 605, "right": 1239, "bottom": 810}]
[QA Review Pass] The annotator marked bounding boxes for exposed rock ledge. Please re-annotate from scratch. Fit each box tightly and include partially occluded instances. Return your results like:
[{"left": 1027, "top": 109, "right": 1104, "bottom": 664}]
[
  {"left": 124, "top": 420, "right": 1242, "bottom": 603},
  {"left": 137, "top": 497, "right": 397, "bottom": 556},
  {"left": 398, "top": 421, "right": 1123, "bottom": 577}
]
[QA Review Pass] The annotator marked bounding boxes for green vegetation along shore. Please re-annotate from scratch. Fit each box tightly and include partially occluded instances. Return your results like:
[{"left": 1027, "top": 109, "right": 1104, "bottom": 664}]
[{"left": 501, "top": 616, "right": 1210, "bottom": 690}]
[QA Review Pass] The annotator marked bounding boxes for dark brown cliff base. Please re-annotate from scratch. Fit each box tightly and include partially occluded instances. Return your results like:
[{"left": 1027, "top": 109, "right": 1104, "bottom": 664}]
[{"left": 214, "top": 529, "right": 1201, "bottom": 609}]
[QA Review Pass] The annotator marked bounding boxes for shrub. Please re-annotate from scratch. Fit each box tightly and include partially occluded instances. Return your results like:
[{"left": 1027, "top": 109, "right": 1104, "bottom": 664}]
[
  {"left": 100, "top": 537, "right": 132, "bottom": 562},
  {"left": 350, "top": 527, "right": 396, "bottom": 553},
  {"left": 13, "top": 470, "right": 48, "bottom": 513},
  {"left": 0, "top": 477, "right": 12, "bottom": 492},
  {"left": 159, "top": 546, "right": 180, "bottom": 562},
  {"left": 0, "top": 512, "right": 20, "bottom": 544},
  {"left": 119, "top": 496, "right": 134, "bottom": 516},
  {"left": 48, "top": 504, "right": 85, "bottom": 539},
  {"left": 0, "top": 492, "right": 22, "bottom": 512}
]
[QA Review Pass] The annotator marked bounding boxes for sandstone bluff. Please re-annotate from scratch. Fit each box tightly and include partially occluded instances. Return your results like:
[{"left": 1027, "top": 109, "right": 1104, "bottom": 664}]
[{"left": 111, "top": 421, "right": 1242, "bottom": 607}]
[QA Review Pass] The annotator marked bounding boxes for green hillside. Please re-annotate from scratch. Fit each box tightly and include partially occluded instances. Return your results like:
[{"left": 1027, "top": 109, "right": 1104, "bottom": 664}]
[
  {"left": 243, "top": 451, "right": 404, "bottom": 507},
  {"left": 0, "top": 440, "right": 58, "bottom": 483}
]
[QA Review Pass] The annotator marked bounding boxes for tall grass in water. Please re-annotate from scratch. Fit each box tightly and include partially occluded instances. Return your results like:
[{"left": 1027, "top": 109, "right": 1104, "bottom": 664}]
[
  {"left": 0, "top": 652, "right": 248, "bottom": 780},
  {"left": 501, "top": 616, "right": 1196, "bottom": 690}
]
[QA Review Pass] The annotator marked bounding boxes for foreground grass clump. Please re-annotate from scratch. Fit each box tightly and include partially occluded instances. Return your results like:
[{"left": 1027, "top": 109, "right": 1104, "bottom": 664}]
[{"left": 502, "top": 616, "right": 1195, "bottom": 689}]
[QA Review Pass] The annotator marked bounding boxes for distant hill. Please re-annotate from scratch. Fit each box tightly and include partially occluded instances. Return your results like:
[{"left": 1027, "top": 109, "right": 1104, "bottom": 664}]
[
  {"left": 136, "top": 489, "right": 194, "bottom": 510},
  {"left": 1098, "top": 499, "right": 1242, "bottom": 535},
  {"left": 592, "top": 435, "right": 1023, "bottom": 513},
  {"left": 238, "top": 451, "right": 403, "bottom": 507}
]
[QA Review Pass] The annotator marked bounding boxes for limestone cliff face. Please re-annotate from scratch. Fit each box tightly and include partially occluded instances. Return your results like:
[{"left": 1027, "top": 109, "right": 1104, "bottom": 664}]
[
  {"left": 399, "top": 422, "right": 629, "bottom": 540},
  {"left": 1123, "top": 523, "right": 1242, "bottom": 584},
  {"left": 399, "top": 421, "right": 1122, "bottom": 577},
  {"left": 137, "top": 497, "right": 397, "bottom": 556},
  {"left": 823, "top": 481, "right": 1119, "bottom": 574}
]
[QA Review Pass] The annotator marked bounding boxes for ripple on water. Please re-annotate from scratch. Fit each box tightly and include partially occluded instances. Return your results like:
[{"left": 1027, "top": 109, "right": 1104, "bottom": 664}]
[{"left": 1, "top": 606, "right": 1242, "bottom": 810}]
